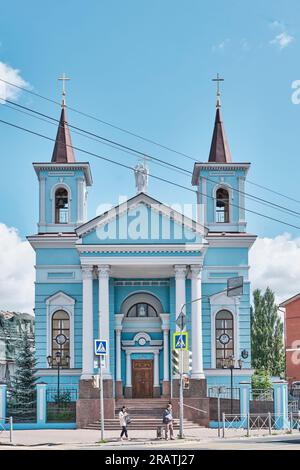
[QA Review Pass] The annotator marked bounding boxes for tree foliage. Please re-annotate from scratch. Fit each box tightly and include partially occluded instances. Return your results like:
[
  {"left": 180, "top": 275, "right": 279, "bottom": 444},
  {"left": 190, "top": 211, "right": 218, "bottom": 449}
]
[{"left": 251, "top": 287, "right": 285, "bottom": 377}]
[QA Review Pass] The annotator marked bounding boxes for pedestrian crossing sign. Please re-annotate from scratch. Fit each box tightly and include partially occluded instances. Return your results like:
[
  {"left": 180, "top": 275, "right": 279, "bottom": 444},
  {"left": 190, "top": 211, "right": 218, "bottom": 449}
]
[
  {"left": 173, "top": 332, "right": 188, "bottom": 350},
  {"left": 94, "top": 339, "right": 108, "bottom": 356}
]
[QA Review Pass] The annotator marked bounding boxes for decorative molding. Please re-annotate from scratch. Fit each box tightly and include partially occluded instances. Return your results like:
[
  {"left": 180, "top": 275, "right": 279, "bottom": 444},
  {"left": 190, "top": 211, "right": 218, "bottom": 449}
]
[
  {"left": 33, "top": 162, "right": 93, "bottom": 186},
  {"left": 45, "top": 291, "right": 75, "bottom": 369},
  {"left": 76, "top": 243, "right": 205, "bottom": 254}
]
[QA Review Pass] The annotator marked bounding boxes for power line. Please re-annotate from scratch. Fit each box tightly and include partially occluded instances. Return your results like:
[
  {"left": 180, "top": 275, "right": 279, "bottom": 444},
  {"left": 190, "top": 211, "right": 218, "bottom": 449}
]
[
  {"left": 2, "top": 97, "right": 300, "bottom": 220},
  {"left": 0, "top": 77, "right": 196, "bottom": 161},
  {"left": 1, "top": 76, "right": 299, "bottom": 206},
  {"left": 1, "top": 116, "right": 300, "bottom": 231}
]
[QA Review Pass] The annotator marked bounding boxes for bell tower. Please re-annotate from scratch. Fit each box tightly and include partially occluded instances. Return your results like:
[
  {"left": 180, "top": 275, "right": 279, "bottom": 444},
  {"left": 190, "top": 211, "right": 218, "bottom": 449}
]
[
  {"left": 33, "top": 75, "right": 92, "bottom": 233},
  {"left": 192, "top": 76, "right": 250, "bottom": 233}
]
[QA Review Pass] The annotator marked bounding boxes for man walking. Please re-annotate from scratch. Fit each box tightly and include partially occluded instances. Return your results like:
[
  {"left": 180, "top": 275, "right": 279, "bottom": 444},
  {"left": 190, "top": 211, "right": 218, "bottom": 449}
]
[
  {"left": 119, "top": 405, "right": 129, "bottom": 440},
  {"left": 162, "top": 403, "right": 175, "bottom": 440}
]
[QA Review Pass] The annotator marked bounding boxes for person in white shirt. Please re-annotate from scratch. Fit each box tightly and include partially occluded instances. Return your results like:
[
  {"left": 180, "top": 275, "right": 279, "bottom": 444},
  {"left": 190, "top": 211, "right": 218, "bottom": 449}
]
[{"left": 119, "top": 405, "right": 129, "bottom": 440}]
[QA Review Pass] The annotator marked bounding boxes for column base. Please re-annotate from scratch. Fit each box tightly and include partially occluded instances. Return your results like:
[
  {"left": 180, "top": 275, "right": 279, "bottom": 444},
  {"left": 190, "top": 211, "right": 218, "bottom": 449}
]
[
  {"left": 115, "top": 380, "right": 123, "bottom": 399},
  {"left": 124, "top": 386, "right": 132, "bottom": 398},
  {"left": 79, "top": 378, "right": 114, "bottom": 399},
  {"left": 153, "top": 386, "right": 161, "bottom": 398},
  {"left": 162, "top": 380, "right": 171, "bottom": 397}
]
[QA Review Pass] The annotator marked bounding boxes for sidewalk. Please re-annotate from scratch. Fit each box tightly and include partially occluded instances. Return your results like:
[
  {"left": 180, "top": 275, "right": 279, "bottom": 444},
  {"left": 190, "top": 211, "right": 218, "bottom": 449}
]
[{"left": 0, "top": 427, "right": 292, "bottom": 447}]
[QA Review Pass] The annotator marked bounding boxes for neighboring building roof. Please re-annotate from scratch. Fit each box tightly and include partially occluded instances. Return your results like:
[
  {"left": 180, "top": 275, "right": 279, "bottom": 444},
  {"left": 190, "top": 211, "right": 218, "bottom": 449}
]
[
  {"left": 208, "top": 106, "right": 232, "bottom": 163},
  {"left": 51, "top": 106, "right": 76, "bottom": 163},
  {"left": 279, "top": 293, "right": 300, "bottom": 307}
]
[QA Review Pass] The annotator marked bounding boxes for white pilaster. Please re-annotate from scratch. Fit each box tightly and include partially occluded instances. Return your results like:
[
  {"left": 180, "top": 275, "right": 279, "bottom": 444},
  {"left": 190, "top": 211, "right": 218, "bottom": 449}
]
[
  {"left": 98, "top": 264, "right": 111, "bottom": 377},
  {"left": 154, "top": 350, "right": 160, "bottom": 387},
  {"left": 190, "top": 264, "right": 205, "bottom": 379},
  {"left": 163, "top": 327, "right": 169, "bottom": 381},
  {"left": 39, "top": 176, "right": 46, "bottom": 226},
  {"left": 126, "top": 351, "right": 132, "bottom": 387},
  {"left": 174, "top": 265, "right": 187, "bottom": 326},
  {"left": 81, "top": 266, "right": 94, "bottom": 379},
  {"left": 115, "top": 328, "right": 122, "bottom": 381}
]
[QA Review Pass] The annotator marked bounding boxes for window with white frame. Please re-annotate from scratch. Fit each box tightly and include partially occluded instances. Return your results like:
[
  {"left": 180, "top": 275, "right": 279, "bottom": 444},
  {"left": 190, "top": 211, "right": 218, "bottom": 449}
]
[
  {"left": 216, "top": 187, "right": 230, "bottom": 223},
  {"left": 215, "top": 309, "right": 234, "bottom": 368},
  {"left": 55, "top": 187, "right": 69, "bottom": 223}
]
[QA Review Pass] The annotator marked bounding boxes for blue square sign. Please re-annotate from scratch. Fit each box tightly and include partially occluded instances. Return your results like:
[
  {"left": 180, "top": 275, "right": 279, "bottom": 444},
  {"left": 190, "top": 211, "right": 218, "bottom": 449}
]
[{"left": 94, "top": 339, "right": 108, "bottom": 356}]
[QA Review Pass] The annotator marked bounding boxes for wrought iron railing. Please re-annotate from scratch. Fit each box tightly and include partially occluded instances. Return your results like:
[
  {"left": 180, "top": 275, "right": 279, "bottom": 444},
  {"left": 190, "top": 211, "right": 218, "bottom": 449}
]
[
  {"left": 46, "top": 387, "right": 78, "bottom": 423},
  {"left": 250, "top": 388, "right": 274, "bottom": 401},
  {"left": 208, "top": 386, "right": 240, "bottom": 400},
  {"left": 221, "top": 412, "right": 300, "bottom": 437}
]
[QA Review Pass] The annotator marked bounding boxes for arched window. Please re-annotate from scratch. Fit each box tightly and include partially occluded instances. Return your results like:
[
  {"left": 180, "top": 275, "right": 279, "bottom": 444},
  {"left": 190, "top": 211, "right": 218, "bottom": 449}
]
[
  {"left": 52, "top": 310, "right": 70, "bottom": 368},
  {"left": 127, "top": 303, "right": 158, "bottom": 318},
  {"left": 55, "top": 188, "right": 69, "bottom": 224},
  {"left": 215, "top": 310, "right": 234, "bottom": 368},
  {"left": 216, "top": 187, "right": 229, "bottom": 223}
]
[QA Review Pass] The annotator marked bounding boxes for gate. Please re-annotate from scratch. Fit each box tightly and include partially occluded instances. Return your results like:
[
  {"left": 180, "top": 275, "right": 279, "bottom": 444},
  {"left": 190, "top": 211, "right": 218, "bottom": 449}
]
[{"left": 46, "top": 387, "right": 78, "bottom": 423}]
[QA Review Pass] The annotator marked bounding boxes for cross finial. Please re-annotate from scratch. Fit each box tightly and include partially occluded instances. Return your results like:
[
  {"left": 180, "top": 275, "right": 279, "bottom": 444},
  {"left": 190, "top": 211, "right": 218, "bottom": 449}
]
[
  {"left": 212, "top": 73, "right": 224, "bottom": 108},
  {"left": 58, "top": 73, "right": 70, "bottom": 107}
]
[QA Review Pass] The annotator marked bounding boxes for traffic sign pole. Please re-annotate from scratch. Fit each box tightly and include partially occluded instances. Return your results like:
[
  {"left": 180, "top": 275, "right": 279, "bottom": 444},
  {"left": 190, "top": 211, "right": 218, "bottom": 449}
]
[{"left": 99, "top": 356, "right": 104, "bottom": 441}]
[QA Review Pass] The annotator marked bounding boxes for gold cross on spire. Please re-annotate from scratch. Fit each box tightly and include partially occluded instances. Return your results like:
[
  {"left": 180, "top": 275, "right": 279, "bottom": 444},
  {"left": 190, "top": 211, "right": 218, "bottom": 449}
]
[
  {"left": 58, "top": 73, "right": 70, "bottom": 107},
  {"left": 212, "top": 73, "right": 224, "bottom": 108}
]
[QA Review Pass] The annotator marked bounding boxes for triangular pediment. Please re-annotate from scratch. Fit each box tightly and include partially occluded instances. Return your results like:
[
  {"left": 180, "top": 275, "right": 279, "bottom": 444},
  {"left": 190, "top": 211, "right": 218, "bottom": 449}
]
[{"left": 76, "top": 193, "right": 207, "bottom": 245}]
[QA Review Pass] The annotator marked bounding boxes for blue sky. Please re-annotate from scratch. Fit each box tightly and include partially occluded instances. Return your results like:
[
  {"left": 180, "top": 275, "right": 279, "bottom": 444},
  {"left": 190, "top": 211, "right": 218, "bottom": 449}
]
[{"left": 0, "top": 0, "right": 300, "bottom": 240}]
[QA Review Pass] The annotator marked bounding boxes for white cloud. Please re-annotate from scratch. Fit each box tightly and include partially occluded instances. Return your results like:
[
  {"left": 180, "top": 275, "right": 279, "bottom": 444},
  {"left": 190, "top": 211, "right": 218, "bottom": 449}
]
[
  {"left": 0, "top": 61, "right": 29, "bottom": 102},
  {"left": 0, "top": 223, "right": 35, "bottom": 313},
  {"left": 270, "top": 32, "right": 294, "bottom": 49},
  {"left": 212, "top": 39, "right": 230, "bottom": 52},
  {"left": 249, "top": 233, "right": 300, "bottom": 304}
]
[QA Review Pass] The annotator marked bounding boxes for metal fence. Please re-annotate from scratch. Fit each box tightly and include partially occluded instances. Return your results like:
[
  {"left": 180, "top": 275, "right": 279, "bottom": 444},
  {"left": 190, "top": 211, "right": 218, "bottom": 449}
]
[
  {"left": 221, "top": 412, "right": 300, "bottom": 437},
  {"left": 250, "top": 388, "right": 274, "bottom": 401},
  {"left": 208, "top": 387, "right": 240, "bottom": 400},
  {"left": 0, "top": 417, "right": 13, "bottom": 444},
  {"left": 46, "top": 387, "right": 78, "bottom": 423},
  {"left": 6, "top": 389, "right": 37, "bottom": 423}
]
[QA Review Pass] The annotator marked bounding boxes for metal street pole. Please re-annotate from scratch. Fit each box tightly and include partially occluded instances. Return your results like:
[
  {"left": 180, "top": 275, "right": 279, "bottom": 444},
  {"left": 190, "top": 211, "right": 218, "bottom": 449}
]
[
  {"left": 230, "top": 366, "right": 233, "bottom": 415},
  {"left": 179, "top": 335, "right": 184, "bottom": 439},
  {"left": 217, "top": 390, "right": 221, "bottom": 437},
  {"left": 57, "top": 363, "right": 60, "bottom": 409},
  {"left": 99, "top": 356, "right": 105, "bottom": 441}
]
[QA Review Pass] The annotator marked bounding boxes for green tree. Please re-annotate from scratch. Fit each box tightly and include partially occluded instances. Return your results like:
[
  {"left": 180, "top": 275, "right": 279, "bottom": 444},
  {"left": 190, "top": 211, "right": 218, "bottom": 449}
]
[
  {"left": 251, "top": 287, "right": 285, "bottom": 377},
  {"left": 8, "top": 331, "right": 38, "bottom": 421}
]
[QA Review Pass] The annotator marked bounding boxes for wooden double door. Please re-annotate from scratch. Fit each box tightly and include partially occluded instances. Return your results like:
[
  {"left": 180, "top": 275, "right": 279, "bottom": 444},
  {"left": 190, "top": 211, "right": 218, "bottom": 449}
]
[{"left": 132, "top": 360, "right": 153, "bottom": 398}]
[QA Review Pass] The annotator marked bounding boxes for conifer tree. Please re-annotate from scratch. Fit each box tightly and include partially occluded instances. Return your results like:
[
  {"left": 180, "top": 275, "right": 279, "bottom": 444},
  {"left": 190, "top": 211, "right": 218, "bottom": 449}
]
[{"left": 9, "top": 331, "right": 38, "bottom": 421}]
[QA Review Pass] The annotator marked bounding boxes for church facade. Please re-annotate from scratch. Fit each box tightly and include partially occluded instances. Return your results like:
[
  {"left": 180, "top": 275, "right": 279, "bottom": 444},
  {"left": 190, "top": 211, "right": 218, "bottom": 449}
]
[{"left": 28, "top": 91, "right": 256, "bottom": 425}]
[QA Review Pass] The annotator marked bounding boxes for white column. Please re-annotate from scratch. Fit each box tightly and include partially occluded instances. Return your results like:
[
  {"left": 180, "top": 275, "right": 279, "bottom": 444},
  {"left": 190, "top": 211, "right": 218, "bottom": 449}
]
[
  {"left": 174, "top": 265, "right": 187, "bottom": 325},
  {"left": 115, "top": 328, "right": 122, "bottom": 381},
  {"left": 163, "top": 328, "right": 169, "bottom": 381},
  {"left": 98, "top": 264, "right": 111, "bottom": 377},
  {"left": 39, "top": 176, "right": 46, "bottom": 226},
  {"left": 81, "top": 266, "right": 94, "bottom": 379},
  {"left": 190, "top": 264, "right": 205, "bottom": 379},
  {"left": 126, "top": 351, "right": 132, "bottom": 387},
  {"left": 154, "top": 350, "right": 160, "bottom": 387}
]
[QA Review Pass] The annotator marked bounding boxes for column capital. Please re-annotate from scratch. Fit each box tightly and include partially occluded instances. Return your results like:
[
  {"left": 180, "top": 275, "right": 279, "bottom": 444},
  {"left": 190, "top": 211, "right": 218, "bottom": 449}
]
[
  {"left": 174, "top": 264, "right": 187, "bottom": 279},
  {"left": 115, "top": 327, "right": 122, "bottom": 334},
  {"left": 81, "top": 265, "right": 94, "bottom": 280},
  {"left": 97, "top": 264, "right": 111, "bottom": 279},
  {"left": 125, "top": 350, "right": 131, "bottom": 356},
  {"left": 190, "top": 264, "right": 203, "bottom": 278}
]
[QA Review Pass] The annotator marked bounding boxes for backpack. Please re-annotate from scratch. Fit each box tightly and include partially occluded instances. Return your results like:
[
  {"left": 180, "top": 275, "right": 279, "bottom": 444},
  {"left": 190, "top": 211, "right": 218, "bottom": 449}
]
[
  {"left": 126, "top": 415, "right": 132, "bottom": 425},
  {"left": 163, "top": 410, "right": 172, "bottom": 424}
]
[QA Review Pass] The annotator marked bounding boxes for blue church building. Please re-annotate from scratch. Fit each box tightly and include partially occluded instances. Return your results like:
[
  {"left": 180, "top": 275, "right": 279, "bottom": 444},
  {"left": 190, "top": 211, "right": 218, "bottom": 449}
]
[{"left": 28, "top": 88, "right": 256, "bottom": 426}]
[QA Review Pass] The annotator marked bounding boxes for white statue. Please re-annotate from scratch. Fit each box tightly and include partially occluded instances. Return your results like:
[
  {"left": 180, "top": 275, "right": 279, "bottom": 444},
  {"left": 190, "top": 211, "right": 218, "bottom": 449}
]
[{"left": 134, "top": 160, "right": 149, "bottom": 193}]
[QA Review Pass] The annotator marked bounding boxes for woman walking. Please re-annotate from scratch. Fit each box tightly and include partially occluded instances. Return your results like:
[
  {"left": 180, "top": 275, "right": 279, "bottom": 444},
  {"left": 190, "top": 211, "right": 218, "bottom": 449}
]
[{"left": 119, "top": 405, "right": 129, "bottom": 440}]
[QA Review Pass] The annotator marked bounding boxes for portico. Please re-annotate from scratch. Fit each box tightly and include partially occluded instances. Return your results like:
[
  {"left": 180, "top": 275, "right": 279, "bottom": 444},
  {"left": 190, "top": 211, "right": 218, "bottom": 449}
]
[{"left": 79, "top": 250, "right": 207, "bottom": 397}]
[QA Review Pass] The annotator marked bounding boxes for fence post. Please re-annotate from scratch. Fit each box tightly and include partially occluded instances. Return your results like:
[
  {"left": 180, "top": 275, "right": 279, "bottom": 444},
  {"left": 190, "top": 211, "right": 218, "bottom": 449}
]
[
  {"left": 247, "top": 412, "right": 250, "bottom": 437},
  {"left": 9, "top": 416, "right": 13, "bottom": 444},
  {"left": 0, "top": 384, "right": 7, "bottom": 420},
  {"left": 273, "top": 380, "right": 289, "bottom": 430},
  {"left": 239, "top": 382, "right": 251, "bottom": 428},
  {"left": 36, "top": 383, "right": 47, "bottom": 426},
  {"left": 268, "top": 412, "right": 272, "bottom": 435},
  {"left": 222, "top": 412, "right": 225, "bottom": 438}
]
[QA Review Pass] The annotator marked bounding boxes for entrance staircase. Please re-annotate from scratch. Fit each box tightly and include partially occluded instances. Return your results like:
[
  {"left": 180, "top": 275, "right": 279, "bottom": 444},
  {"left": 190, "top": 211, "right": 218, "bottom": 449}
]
[{"left": 84, "top": 398, "right": 203, "bottom": 430}]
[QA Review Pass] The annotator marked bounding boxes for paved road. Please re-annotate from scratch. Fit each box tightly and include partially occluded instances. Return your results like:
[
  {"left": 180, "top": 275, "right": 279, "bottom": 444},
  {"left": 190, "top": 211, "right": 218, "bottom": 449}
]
[{"left": 2, "top": 434, "right": 300, "bottom": 450}]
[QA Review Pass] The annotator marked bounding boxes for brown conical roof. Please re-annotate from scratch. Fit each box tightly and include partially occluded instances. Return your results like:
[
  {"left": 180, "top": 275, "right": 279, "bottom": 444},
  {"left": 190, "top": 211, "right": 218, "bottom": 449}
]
[
  {"left": 51, "top": 106, "right": 75, "bottom": 163},
  {"left": 208, "top": 106, "right": 232, "bottom": 163}
]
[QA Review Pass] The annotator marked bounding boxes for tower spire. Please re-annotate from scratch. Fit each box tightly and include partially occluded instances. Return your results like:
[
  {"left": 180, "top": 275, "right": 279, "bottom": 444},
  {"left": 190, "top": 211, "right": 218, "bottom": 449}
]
[
  {"left": 51, "top": 74, "right": 75, "bottom": 163},
  {"left": 208, "top": 74, "right": 232, "bottom": 163}
]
